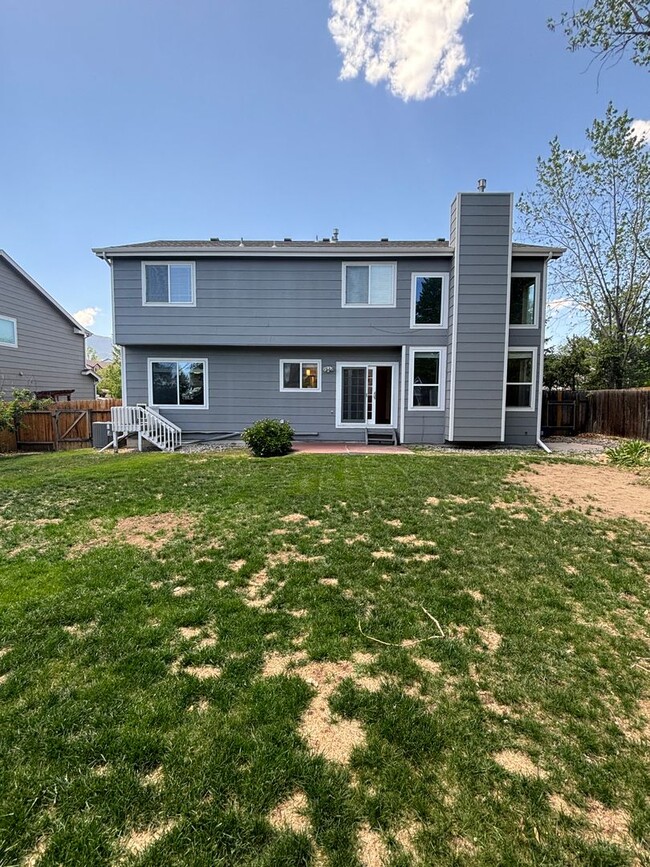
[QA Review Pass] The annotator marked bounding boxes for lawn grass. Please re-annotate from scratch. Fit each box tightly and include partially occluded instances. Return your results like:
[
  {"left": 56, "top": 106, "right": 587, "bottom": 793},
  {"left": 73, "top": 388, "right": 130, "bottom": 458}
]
[{"left": 0, "top": 449, "right": 648, "bottom": 866}]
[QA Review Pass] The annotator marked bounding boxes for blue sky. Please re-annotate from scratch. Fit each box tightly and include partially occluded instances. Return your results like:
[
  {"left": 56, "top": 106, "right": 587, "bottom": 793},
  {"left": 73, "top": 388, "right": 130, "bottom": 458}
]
[{"left": 0, "top": 0, "right": 646, "bottom": 343}]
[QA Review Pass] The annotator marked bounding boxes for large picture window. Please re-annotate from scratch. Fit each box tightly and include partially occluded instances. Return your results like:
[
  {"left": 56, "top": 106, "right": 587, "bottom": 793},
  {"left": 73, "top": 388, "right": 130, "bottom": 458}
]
[
  {"left": 149, "top": 360, "right": 207, "bottom": 407},
  {"left": 143, "top": 262, "right": 195, "bottom": 305},
  {"left": 280, "top": 360, "right": 321, "bottom": 391},
  {"left": 408, "top": 348, "right": 445, "bottom": 410},
  {"left": 506, "top": 350, "right": 536, "bottom": 409},
  {"left": 509, "top": 275, "right": 538, "bottom": 327},
  {"left": 410, "top": 273, "right": 447, "bottom": 327},
  {"left": 0, "top": 316, "right": 17, "bottom": 347},
  {"left": 342, "top": 263, "right": 396, "bottom": 307}
]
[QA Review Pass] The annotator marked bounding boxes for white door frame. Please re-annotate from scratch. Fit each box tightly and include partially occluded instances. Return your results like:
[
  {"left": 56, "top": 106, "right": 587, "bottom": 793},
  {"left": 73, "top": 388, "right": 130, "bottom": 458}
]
[{"left": 335, "top": 361, "right": 399, "bottom": 428}]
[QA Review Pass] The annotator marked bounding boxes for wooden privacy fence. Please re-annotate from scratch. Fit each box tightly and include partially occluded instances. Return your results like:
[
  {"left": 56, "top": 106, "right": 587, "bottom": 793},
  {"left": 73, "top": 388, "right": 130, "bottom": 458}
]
[
  {"left": 1, "top": 399, "right": 122, "bottom": 452},
  {"left": 542, "top": 389, "right": 650, "bottom": 440}
]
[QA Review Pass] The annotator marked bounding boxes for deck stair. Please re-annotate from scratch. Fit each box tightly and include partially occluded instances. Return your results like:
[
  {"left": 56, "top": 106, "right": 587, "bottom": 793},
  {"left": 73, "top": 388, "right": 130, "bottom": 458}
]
[
  {"left": 364, "top": 428, "right": 399, "bottom": 446},
  {"left": 110, "top": 406, "right": 182, "bottom": 453}
]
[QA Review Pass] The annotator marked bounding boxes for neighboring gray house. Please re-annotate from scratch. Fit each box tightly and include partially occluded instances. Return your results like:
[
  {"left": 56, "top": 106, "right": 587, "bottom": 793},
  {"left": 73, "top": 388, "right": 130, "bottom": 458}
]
[
  {"left": 0, "top": 251, "right": 97, "bottom": 400},
  {"left": 94, "top": 191, "right": 562, "bottom": 449}
]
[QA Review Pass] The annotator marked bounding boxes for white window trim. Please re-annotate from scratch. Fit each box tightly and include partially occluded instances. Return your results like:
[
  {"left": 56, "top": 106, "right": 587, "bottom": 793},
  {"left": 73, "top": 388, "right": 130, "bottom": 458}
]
[
  {"left": 341, "top": 262, "right": 397, "bottom": 308},
  {"left": 509, "top": 273, "right": 540, "bottom": 329},
  {"left": 506, "top": 347, "right": 537, "bottom": 412},
  {"left": 408, "top": 347, "right": 446, "bottom": 411},
  {"left": 142, "top": 261, "right": 196, "bottom": 307},
  {"left": 147, "top": 357, "right": 209, "bottom": 409},
  {"left": 409, "top": 272, "right": 448, "bottom": 329},
  {"left": 0, "top": 315, "right": 18, "bottom": 348},
  {"left": 279, "top": 359, "right": 322, "bottom": 392}
]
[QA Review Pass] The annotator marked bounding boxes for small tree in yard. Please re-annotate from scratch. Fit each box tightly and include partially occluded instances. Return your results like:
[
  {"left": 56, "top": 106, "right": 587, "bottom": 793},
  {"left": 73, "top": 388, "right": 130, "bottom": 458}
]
[
  {"left": 0, "top": 389, "right": 52, "bottom": 433},
  {"left": 242, "top": 419, "right": 294, "bottom": 457},
  {"left": 98, "top": 347, "right": 122, "bottom": 398},
  {"left": 519, "top": 104, "right": 650, "bottom": 389}
]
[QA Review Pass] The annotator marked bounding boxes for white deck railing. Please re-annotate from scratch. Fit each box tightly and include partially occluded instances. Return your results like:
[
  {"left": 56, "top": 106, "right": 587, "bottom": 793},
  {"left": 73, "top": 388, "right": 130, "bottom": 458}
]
[{"left": 110, "top": 406, "right": 182, "bottom": 452}]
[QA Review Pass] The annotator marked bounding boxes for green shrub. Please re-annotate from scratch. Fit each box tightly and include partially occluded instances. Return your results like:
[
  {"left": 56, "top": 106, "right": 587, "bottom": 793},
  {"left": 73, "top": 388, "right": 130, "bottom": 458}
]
[
  {"left": 242, "top": 418, "right": 294, "bottom": 457},
  {"left": 606, "top": 439, "right": 650, "bottom": 467},
  {"left": 0, "top": 389, "right": 53, "bottom": 433}
]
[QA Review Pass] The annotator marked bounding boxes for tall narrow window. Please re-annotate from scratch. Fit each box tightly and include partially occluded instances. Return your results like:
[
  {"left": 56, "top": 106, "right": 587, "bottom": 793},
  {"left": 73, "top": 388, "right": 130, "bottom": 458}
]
[
  {"left": 409, "top": 348, "right": 444, "bottom": 410},
  {"left": 280, "top": 360, "right": 321, "bottom": 391},
  {"left": 143, "top": 263, "right": 195, "bottom": 305},
  {"left": 509, "top": 275, "right": 538, "bottom": 326},
  {"left": 410, "top": 273, "right": 447, "bottom": 327},
  {"left": 0, "top": 316, "right": 17, "bottom": 347},
  {"left": 343, "top": 263, "right": 396, "bottom": 306},
  {"left": 149, "top": 360, "right": 207, "bottom": 407},
  {"left": 506, "top": 350, "right": 535, "bottom": 409}
]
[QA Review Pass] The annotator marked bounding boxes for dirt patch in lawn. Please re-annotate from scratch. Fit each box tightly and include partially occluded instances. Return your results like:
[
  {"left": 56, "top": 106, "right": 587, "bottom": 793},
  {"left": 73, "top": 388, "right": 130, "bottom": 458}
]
[
  {"left": 268, "top": 791, "right": 311, "bottom": 834},
  {"left": 512, "top": 464, "right": 650, "bottom": 527},
  {"left": 358, "top": 823, "right": 389, "bottom": 867},
  {"left": 68, "top": 512, "right": 197, "bottom": 557},
  {"left": 493, "top": 750, "right": 547, "bottom": 779},
  {"left": 119, "top": 819, "right": 178, "bottom": 858},
  {"left": 261, "top": 652, "right": 379, "bottom": 763}
]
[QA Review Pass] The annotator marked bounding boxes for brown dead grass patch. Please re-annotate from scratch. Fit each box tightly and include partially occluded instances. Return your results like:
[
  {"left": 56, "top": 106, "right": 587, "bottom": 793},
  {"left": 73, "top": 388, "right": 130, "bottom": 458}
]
[
  {"left": 180, "top": 665, "right": 221, "bottom": 680},
  {"left": 119, "top": 819, "right": 178, "bottom": 858},
  {"left": 261, "top": 652, "right": 375, "bottom": 763},
  {"left": 466, "top": 589, "right": 484, "bottom": 602},
  {"left": 549, "top": 794, "right": 580, "bottom": 817},
  {"left": 280, "top": 513, "right": 309, "bottom": 523},
  {"left": 268, "top": 791, "right": 311, "bottom": 834},
  {"left": 358, "top": 823, "right": 389, "bottom": 867},
  {"left": 188, "top": 698, "right": 209, "bottom": 713},
  {"left": 512, "top": 464, "right": 650, "bottom": 527},
  {"left": 63, "top": 621, "right": 97, "bottom": 638},
  {"left": 178, "top": 626, "right": 202, "bottom": 640},
  {"left": 69, "top": 512, "right": 196, "bottom": 557},
  {"left": 415, "top": 657, "right": 442, "bottom": 676},
  {"left": 584, "top": 800, "right": 632, "bottom": 847},
  {"left": 0, "top": 647, "right": 11, "bottom": 659},
  {"left": 172, "top": 585, "right": 193, "bottom": 597},
  {"left": 142, "top": 766, "right": 164, "bottom": 787},
  {"left": 493, "top": 750, "right": 547, "bottom": 779},
  {"left": 451, "top": 836, "right": 478, "bottom": 857},
  {"left": 319, "top": 577, "right": 339, "bottom": 586},
  {"left": 407, "top": 553, "right": 439, "bottom": 562},
  {"left": 384, "top": 518, "right": 402, "bottom": 527},
  {"left": 228, "top": 559, "right": 246, "bottom": 571},
  {"left": 478, "top": 690, "right": 512, "bottom": 716},
  {"left": 22, "top": 836, "right": 49, "bottom": 867},
  {"left": 345, "top": 534, "right": 369, "bottom": 545},
  {"left": 394, "top": 534, "right": 436, "bottom": 548},
  {"left": 371, "top": 549, "right": 395, "bottom": 559},
  {"left": 425, "top": 496, "right": 440, "bottom": 506},
  {"left": 476, "top": 628, "right": 502, "bottom": 653}
]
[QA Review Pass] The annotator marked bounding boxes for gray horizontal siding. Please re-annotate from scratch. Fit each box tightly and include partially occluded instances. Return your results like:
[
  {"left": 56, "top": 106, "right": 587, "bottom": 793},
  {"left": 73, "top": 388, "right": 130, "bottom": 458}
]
[
  {"left": 124, "top": 346, "right": 401, "bottom": 442},
  {"left": 113, "top": 256, "right": 453, "bottom": 347},
  {"left": 504, "top": 411, "right": 538, "bottom": 445},
  {"left": 0, "top": 258, "right": 95, "bottom": 399}
]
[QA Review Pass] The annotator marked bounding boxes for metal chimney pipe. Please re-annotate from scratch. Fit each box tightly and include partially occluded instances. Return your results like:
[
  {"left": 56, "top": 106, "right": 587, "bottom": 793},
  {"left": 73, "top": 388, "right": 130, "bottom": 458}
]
[{"left": 477, "top": 179, "right": 487, "bottom": 193}]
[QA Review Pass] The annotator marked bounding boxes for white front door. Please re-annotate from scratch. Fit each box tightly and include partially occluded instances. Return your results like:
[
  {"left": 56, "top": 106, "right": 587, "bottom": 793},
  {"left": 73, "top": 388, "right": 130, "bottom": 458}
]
[{"left": 337, "top": 363, "right": 396, "bottom": 427}]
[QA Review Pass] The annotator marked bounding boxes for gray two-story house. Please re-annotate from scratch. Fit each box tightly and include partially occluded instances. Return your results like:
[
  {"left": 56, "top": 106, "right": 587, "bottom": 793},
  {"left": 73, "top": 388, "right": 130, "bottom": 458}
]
[
  {"left": 94, "top": 192, "right": 562, "bottom": 449},
  {"left": 0, "top": 251, "right": 97, "bottom": 400}
]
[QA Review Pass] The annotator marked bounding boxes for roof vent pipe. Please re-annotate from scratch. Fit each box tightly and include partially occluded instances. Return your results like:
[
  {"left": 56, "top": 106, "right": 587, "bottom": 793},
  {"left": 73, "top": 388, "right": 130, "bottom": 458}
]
[
  {"left": 332, "top": 228, "right": 339, "bottom": 242},
  {"left": 477, "top": 178, "right": 487, "bottom": 193}
]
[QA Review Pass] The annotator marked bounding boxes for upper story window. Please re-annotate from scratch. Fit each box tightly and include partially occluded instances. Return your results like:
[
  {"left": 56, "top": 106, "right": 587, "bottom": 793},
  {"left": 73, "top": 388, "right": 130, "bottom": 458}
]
[
  {"left": 148, "top": 359, "right": 207, "bottom": 408},
  {"left": 342, "top": 263, "right": 396, "bottom": 307},
  {"left": 509, "top": 274, "right": 539, "bottom": 327},
  {"left": 410, "top": 273, "right": 448, "bottom": 328},
  {"left": 506, "top": 349, "right": 536, "bottom": 410},
  {"left": 0, "top": 315, "right": 17, "bottom": 347},
  {"left": 143, "top": 262, "right": 195, "bottom": 305},
  {"left": 280, "top": 360, "right": 321, "bottom": 391}
]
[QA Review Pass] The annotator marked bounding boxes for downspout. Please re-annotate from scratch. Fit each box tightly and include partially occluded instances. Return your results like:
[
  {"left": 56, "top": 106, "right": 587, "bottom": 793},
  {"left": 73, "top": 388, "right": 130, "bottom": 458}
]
[{"left": 536, "top": 251, "right": 554, "bottom": 454}]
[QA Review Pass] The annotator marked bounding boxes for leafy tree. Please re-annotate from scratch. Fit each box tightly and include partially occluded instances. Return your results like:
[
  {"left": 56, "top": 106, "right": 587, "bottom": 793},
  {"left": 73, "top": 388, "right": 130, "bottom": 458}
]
[
  {"left": 98, "top": 347, "right": 122, "bottom": 398},
  {"left": 0, "top": 389, "right": 52, "bottom": 433},
  {"left": 549, "top": 1, "right": 650, "bottom": 68},
  {"left": 86, "top": 346, "right": 99, "bottom": 363},
  {"left": 544, "top": 337, "right": 594, "bottom": 389},
  {"left": 519, "top": 104, "right": 650, "bottom": 389}
]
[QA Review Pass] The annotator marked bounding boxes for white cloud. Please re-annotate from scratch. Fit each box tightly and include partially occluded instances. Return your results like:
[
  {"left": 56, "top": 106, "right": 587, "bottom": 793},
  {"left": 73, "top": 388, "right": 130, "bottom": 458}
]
[
  {"left": 630, "top": 119, "right": 650, "bottom": 145},
  {"left": 328, "top": 0, "right": 477, "bottom": 102},
  {"left": 73, "top": 306, "right": 101, "bottom": 328}
]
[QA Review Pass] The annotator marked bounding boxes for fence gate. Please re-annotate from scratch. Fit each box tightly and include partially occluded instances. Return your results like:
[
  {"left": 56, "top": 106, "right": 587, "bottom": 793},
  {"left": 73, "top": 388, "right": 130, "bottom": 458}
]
[
  {"left": 54, "top": 409, "right": 91, "bottom": 448},
  {"left": 541, "top": 390, "right": 584, "bottom": 435}
]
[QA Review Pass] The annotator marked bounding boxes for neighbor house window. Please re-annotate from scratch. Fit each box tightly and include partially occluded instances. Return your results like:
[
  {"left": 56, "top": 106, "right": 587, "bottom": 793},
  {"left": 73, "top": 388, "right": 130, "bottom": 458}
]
[
  {"left": 506, "top": 350, "right": 535, "bottom": 409},
  {"left": 143, "top": 262, "right": 195, "bottom": 305},
  {"left": 509, "top": 275, "right": 538, "bottom": 326},
  {"left": 280, "top": 360, "right": 321, "bottom": 391},
  {"left": 410, "top": 273, "right": 448, "bottom": 327},
  {"left": 149, "top": 359, "right": 207, "bottom": 407},
  {"left": 408, "top": 348, "right": 445, "bottom": 410},
  {"left": 342, "top": 263, "right": 396, "bottom": 307},
  {"left": 0, "top": 316, "right": 17, "bottom": 347}
]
